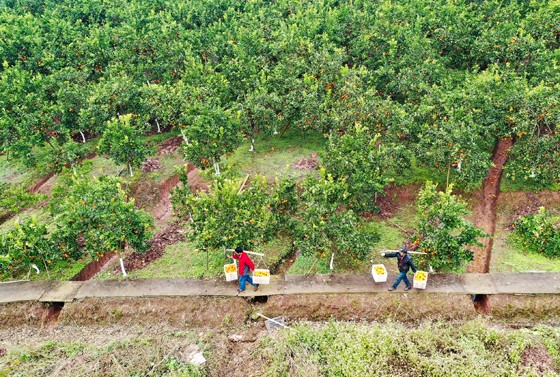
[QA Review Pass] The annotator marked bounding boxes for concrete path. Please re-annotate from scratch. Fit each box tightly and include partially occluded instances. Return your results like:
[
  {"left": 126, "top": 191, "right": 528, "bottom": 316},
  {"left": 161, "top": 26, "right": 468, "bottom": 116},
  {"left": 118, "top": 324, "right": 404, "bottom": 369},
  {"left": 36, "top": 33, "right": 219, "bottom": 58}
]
[{"left": 1, "top": 273, "right": 559, "bottom": 303}]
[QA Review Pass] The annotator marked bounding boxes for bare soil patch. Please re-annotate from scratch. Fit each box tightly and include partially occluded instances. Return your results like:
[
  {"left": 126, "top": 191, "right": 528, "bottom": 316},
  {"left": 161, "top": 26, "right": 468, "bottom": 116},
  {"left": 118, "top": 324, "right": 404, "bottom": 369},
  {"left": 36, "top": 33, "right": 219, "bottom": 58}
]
[
  {"left": 469, "top": 138, "right": 513, "bottom": 273},
  {"left": 152, "top": 174, "right": 180, "bottom": 221},
  {"left": 520, "top": 345, "right": 556, "bottom": 374},
  {"left": 119, "top": 223, "right": 186, "bottom": 273},
  {"left": 375, "top": 183, "right": 420, "bottom": 219},
  {"left": 29, "top": 172, "right": 55, "bottom": 195},
  {"left": 292, "top": 153, "right": 319, "bottom": 170},
  {"left": 58, "top": 297, "right": 250, "bottom": 327},
  {"left": 71, "top": 251, "right": 117, "bottom": 281},
  {"left": 141, "top": 157, "right": 162, "bottom": 172},
  {"left": 157, "top": 136, "right": 183, "bottom": 155},
  {"left": 187, "top": 166, "right": 209, "bottom": 193}
]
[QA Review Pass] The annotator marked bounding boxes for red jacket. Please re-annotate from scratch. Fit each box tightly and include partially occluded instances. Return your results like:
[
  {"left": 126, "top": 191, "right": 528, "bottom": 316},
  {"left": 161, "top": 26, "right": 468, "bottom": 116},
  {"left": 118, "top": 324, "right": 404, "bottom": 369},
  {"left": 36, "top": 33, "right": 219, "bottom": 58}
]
[{"left": 232, "top": 252, "right": 255, "bottom": 276}]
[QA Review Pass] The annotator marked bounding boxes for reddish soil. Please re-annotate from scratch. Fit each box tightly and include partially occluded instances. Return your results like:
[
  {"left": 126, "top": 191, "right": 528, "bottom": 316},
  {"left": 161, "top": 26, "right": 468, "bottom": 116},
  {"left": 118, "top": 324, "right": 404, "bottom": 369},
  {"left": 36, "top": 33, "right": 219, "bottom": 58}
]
[
  {"left": 187, "top": 166, "right": 209, "bottom": 194},
  {"left": 468, "top": 138, "right": 513, "bottom": 274},
  {"left": 157, "top": 136, "right": 183, "bottom": 155},
  {"left": 520, "top": 345, "right": 556, "bottom": 374},
  {"left": 29, "top": 173, "right": 54, "bottom": 194},
  {"left": 152, "top": 174, "right": 180, "bottom": 221},
  {"left": 118, "top": 223, "right": 186, "bottom": 273},
  {"left": 504, "top": 192, "right": 543, "bottom": 230},
  {"left": 141, "top": 158, "right": 162, "bottom": 172},
  {"left": 292, "top": 153, "right": 319, "bottom": 170},
  {"left": 71, "top": 251, "right": 117, "bottom": 281},
  {"left": 375, "top": 183, "right": 420, "bottom": 219}
]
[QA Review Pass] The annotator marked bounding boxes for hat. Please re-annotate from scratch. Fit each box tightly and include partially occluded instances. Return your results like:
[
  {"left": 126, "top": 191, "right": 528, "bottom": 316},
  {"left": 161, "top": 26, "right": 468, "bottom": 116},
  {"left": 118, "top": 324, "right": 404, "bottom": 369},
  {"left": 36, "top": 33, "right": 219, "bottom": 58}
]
[
  {"left": 399, "top": 248, "right": 408, "bottom": 254},
  {"left": 234, "top": 247, "right": 243, "bottom": 253}
]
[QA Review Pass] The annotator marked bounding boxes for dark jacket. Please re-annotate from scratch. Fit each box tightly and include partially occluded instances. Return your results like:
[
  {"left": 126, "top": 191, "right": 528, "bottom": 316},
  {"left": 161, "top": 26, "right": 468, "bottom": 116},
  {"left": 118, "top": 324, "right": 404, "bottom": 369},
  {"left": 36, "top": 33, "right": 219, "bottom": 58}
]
[{"left": 384, "top": 252, "right": 417, "bottom": 273}]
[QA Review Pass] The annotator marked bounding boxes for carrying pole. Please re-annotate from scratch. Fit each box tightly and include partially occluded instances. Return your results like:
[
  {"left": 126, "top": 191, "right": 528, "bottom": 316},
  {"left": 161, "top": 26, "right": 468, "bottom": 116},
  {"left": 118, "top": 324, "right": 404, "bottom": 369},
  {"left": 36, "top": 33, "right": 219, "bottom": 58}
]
[
  {"left": 225, "top": 248, "right": 265, "bottom": 256},
  {"left": 380, "top": 249, "right": 427, "bottom": 255}
]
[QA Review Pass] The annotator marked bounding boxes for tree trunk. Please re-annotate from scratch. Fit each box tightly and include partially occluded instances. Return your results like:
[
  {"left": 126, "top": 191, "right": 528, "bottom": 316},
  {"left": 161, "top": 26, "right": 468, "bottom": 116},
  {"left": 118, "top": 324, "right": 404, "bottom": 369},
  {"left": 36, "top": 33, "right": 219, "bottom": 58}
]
[{"left": 468, "top": 137, "right": 513, "bottom": 274}]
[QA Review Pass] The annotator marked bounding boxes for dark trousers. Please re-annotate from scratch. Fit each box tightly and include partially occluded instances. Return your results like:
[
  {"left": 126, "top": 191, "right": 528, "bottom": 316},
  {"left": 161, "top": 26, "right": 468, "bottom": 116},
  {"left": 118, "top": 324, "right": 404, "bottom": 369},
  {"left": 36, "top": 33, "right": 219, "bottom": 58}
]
[{"left": 392, "top": 271, "right": 411, "bottom": 289}]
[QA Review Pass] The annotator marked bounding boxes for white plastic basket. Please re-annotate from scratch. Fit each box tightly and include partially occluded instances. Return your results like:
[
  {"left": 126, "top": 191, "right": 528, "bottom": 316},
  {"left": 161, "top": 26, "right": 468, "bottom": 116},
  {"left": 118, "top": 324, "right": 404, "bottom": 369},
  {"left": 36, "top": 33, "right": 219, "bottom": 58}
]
[
  {"left": 371, "top": 264, "right": 388, "bottom": 283},
  {"left": 252, "top": 269, "right": 270, "bottom": 284},
  {"left": 413, "top": 271, "right": 429, "bottom": 289},
  {"left": 224, "top": 263, "right": 238, "bottom": 281}
]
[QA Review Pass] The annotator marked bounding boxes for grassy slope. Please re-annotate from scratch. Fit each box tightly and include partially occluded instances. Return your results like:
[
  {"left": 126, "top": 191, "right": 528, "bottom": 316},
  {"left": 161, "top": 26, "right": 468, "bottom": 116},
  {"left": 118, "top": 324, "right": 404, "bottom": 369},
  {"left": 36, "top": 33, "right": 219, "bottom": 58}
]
[
  {"left": 1, "top": 319, "right": 559, "bottom": 376},
  {"left": 225, "top": 128, "right": 326, "bottom": 181},
  {"left": 3, "top": 129, "right": 560, "bottom": 281}
]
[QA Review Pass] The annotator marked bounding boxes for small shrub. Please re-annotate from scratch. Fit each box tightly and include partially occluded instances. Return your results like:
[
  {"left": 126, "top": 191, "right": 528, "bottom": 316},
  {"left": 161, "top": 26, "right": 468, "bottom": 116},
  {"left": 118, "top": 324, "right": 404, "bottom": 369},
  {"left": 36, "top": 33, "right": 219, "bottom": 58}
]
[{"left": 511, "top": 207, "right": 560, "bottom": 258}]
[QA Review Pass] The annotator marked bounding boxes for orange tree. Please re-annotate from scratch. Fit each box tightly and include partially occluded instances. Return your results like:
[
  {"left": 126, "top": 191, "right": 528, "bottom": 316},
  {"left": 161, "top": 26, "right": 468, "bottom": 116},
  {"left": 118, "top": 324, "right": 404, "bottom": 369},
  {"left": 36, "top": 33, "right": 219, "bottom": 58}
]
[
  {"left": 97, "top": 114, "right": 150, "bottom": 177},
  {"left": 0, "top": 217, "right": 54, "bottom": 279},
  {"left": 294, "top": 171, "right": 379, "bottom": 267},
  {"left": 511, "top": 207, "right": 560, "bottom": 258},
  {"left": 322, "top": 123, "right": 410, "bottom": 213},
  {"left": 174, "top": 176, "right": 273, "bottom": 252},
  {"left": 49, "top": 166, "right": 153, "bottom": 261},
  {"left": 413, "top": 182, "right": 485, "bottom": 272}
]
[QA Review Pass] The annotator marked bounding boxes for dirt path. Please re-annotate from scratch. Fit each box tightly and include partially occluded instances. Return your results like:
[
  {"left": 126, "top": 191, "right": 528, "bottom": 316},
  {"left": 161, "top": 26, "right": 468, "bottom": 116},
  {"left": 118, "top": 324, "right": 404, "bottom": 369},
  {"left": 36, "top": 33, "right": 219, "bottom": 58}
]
[
  {"left": 467, "top": 138, "right": 514, "bottom": 313},
  {"left": 468, "top": 138, "right": 514, "bottom": 274}
]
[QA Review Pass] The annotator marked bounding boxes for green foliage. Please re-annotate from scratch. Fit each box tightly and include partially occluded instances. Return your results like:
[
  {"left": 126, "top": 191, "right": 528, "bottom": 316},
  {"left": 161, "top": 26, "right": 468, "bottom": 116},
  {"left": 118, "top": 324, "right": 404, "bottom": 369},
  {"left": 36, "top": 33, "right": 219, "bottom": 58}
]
[
  {"left": 181, "top": 104, "right": 243, "bottom": 173},
  {"left": 50, "top": 168, "right": 154, "bottom": 260},
  {"left": 260, "top": 320, "right": 560, "bottom": 377},
  {"left": 0, "top": 217, "right": 51, "bottom": 278},
  {"left": 269, "top": 178, "right": 299, "bottom": 232},
  {"left": 511, "top": 207, "right": 560, "bottom": 258},
  {"left": 322, "top": 124, "right": 408, "bottom": 213},
  {"left": 175, "top": 176, "right": 274, "bottom": 251},
  {"left": 97, "top": 114, "right": 149, "bottom": 176},
  {"left": 2, "top": 0, "right": 560, "bottom": 194},
  {"left": 0, "top": 183, "right": 45, "bottom": 217},
  {"left": 294, "top": 172, "right": 380, "bottom": 266},
  {"left": 414, "top": 182, "right": 485, "bottom": 272}
]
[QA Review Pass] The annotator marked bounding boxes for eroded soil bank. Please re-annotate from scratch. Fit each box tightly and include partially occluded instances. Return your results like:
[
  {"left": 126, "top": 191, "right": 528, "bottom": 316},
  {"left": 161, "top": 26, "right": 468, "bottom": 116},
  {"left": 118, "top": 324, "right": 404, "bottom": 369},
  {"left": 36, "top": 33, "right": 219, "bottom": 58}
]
[
  {"left": 2, "top": 294, "right": 559, "bottom": 377},
  {"left": 2, "top": 294, "right": 559, "bottom": 329}
]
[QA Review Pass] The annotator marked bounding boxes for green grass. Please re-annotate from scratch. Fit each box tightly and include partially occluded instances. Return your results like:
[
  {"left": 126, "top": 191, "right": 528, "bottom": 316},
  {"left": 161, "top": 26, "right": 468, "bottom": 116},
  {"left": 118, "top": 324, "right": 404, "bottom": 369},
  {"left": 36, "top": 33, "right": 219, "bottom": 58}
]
[
  {"left": 121, "top": 241, "right": 226, "bottom": 279},
  {"left": 0, "top": 330, "right": 206, "bottom": 377},
  {"left": 0, "top": 206, "right": 53, "bottom": 234},
  {"left": 287, "top": 252, "right": 332, "bottom": 275},
  {"left": 259, "top": 319, "right": 560, "bottom": 377},
  {"left": 1, "top": 254, "right": 93, "bottom": 282},
  {"left": 501, "top": 172, "right": 560, "bottom": 193},
  {"left": 224, "top": 128, "right": 326, "bottom": 181},
  {"left": 122, "top": 235, "right": 294, "bottom": 280},
  {"left": 0, "top": 155, "right": 35, "bottom": 185},
  {"left": 493, "top": 235, "right": 560, "bottom": 273},
  {"left": 390, "top": 159, "right": 449, "bottom": 188}
]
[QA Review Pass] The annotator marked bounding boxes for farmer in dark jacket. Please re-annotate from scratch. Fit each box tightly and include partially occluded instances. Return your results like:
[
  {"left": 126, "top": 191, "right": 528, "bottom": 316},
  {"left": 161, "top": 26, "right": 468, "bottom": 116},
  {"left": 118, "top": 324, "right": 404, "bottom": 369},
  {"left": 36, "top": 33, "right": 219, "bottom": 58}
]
[{"left": 383, "top": 248, "right": 417, "bottom": 291}]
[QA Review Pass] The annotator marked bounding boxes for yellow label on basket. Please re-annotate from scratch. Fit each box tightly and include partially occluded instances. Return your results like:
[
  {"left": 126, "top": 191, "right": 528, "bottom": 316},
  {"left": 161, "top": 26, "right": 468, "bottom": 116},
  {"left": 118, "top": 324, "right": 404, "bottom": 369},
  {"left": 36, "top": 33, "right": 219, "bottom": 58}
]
[
  {"left": 224, "top": 264, "right": 237, "bottom": 274},
  {"left": 374, "top": 266, "right": 386, "bottom": 275},
  {"left": 254, "top": 270, "right": 270, "bottom": 277},
  {"left": 415, "top": 271, "right": 428, "bottom": 281}
]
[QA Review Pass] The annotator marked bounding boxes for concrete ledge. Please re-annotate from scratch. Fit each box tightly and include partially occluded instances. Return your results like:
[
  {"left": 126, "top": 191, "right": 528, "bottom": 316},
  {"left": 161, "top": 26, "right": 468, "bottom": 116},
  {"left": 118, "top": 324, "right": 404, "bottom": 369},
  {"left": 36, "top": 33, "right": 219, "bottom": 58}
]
[
  {"left": 39, "top": 281, "right": 83, "bottom": 302},
  {"left": 0, "top": 280, "right": 54, "bottom": 303},
  {"left": 1, "top": 273, "right": 559, "bottom": 304}
]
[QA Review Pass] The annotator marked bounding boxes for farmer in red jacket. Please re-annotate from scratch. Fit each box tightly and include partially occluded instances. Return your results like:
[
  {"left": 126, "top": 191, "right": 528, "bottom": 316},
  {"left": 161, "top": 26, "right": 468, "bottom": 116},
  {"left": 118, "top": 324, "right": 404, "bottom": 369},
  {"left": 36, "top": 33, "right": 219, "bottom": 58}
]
[{"left": 231, "top": 246, "right": 259, "bottom": 293}]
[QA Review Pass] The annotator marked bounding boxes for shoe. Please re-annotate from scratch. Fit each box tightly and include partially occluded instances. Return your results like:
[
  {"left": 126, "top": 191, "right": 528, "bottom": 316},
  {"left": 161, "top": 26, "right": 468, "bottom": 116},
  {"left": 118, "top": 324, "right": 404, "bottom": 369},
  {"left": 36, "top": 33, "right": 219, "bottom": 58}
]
[
  {"left": 388, "top": 287, "right": 396, "bottom": 291},
  {"left": 237, "top": 288, "right": 244, "bottom": 294},
  {"left": 404, "top": 286, "right": 411, "bottom": 291},
  {"left": 254, "top": 284, "right": 259, "bottom": 292}
]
